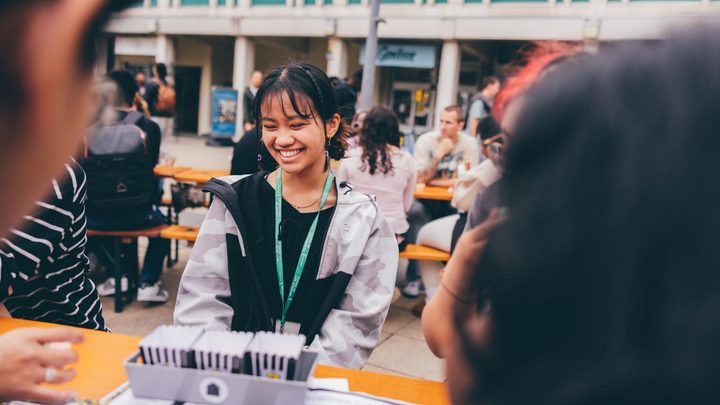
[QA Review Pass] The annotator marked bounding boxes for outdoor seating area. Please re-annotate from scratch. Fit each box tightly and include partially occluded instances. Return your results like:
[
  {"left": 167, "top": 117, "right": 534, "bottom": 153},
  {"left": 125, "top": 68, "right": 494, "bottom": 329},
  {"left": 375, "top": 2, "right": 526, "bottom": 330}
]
[{"left": 2, "top": 3, "right": 720, "bottom": 404}]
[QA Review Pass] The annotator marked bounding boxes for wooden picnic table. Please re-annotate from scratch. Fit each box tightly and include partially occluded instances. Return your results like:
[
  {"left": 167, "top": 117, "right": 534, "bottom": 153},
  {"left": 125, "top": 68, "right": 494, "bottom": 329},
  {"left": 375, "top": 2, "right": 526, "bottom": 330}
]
[
  {"left": 172, "top": 169, "right": 230, "bottom": 186},
  {"left": 0, "top": 318, "right": 449, "bottom": 405},
  {"left": 153, "top": 165, "right": 193, "bottom": 179},
  {"left": 414, "top": 185, "right": 453, "bottom": 201},
  {"left": 158, "top": 166, "right": 453, "bottom": 203}
]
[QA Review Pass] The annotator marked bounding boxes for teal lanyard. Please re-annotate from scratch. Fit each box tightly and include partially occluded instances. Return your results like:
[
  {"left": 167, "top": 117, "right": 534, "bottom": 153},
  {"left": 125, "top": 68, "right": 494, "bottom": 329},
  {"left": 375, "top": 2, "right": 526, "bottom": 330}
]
[{"left": 274, "top": 168, "right": 334, "bottom": 332}]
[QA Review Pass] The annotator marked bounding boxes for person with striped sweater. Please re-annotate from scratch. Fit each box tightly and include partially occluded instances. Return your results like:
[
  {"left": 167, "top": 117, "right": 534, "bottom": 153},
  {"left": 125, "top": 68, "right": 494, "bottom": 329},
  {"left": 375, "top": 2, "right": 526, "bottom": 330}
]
[{"left": 0, "top": 159, "right": 106, "bottom": 331}]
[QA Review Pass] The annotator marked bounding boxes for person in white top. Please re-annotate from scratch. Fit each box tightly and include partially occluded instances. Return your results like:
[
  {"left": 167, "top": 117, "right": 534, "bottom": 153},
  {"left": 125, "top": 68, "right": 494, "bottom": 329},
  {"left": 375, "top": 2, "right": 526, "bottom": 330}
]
[
  {"left": 337, "top": 106, "right": 417, "bottom": 241},
  {"left": 415, "top": 116, "right": 503, "bottom": 305},
  {"left": 414, "top": 106, "right": 480, "bottom": 189},
  {"left": 403, "top": 105, "right": 480, "bottom": 298}
]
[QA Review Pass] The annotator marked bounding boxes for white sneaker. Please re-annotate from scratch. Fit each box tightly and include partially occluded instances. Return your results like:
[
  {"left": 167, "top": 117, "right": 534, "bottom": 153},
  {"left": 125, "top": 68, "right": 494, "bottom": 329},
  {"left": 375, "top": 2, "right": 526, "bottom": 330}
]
[
  {"left": 96, "top": 277, "right": 128, "bottom": 297},
  {"left": 401, "top": 280, "right": 422, "bottom": 299},
  {"left": 137, "top": 282, "right": 170, "bottom": 303}
]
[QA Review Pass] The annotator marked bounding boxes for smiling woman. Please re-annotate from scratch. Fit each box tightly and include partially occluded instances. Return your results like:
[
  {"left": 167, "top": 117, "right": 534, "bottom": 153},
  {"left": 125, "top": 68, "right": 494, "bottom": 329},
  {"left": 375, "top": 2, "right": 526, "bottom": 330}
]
[{"left": 174, "top": 62, "right": 399, "bottom": 369}]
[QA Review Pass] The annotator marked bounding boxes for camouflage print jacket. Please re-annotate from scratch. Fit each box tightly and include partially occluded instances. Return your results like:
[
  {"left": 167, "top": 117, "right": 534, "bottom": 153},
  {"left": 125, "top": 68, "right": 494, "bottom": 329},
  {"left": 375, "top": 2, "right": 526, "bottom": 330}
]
[{"left": 174, "top": 174, "right": 398, "bottom": 369}]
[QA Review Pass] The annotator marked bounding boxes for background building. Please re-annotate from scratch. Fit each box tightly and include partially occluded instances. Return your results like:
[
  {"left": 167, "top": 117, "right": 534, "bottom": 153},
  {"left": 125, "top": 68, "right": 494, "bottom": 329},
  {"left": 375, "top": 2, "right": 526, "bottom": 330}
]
[{"left": 101, "top": 0, "right": 718, "bottom": 136}]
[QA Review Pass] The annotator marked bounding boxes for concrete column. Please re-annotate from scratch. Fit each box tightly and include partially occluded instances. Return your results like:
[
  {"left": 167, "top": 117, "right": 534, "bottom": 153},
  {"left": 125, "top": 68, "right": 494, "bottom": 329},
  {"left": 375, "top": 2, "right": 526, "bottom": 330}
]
[
  {"left": 144, "top": 0, "right": 151, "bottom": 7},
  {"left": 326, "top": 38, "right": 349, "bottom": 79},
  {"left": 227, "top": 0, "right": 235, "bottom": 7},
  {"left": 158, "top": 0, "right": 171, "bottom": 7},
  {"left": 156, "top": 35, "right": 176, "bottom": 68},
  {"left": 240, "top": 0, "right": 252, "bottom": 7},
  {"left": 233, "top": 37, "right": 255, "bottom": 136},
  {"left": 94, "top": 36, "right": 110, "bottom": 78},
  {"left": 171, "top": 0, "right": 181, "bottom": 8},
  {"left": 435, "top": 40, "right": 461, "bottom": 126},
  {"left": 210, "top": 0, "right": 219, "bottom": 7}
]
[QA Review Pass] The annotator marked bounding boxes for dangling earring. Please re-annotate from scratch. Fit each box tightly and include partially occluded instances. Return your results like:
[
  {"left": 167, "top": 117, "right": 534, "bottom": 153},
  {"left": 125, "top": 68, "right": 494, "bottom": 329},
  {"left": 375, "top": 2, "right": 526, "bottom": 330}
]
[{"left": 324, "top": 138, "right": 330, "bottom": 171}]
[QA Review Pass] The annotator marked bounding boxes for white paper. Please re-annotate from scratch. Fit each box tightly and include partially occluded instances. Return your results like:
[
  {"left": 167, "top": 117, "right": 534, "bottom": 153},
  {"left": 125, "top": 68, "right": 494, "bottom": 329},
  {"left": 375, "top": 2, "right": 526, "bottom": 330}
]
[
  {"left": 304, "top": 390, "right": 413, "bottom": 405},
  {"left": 307, "top": 377, "right": 350, "bottom": 392}
]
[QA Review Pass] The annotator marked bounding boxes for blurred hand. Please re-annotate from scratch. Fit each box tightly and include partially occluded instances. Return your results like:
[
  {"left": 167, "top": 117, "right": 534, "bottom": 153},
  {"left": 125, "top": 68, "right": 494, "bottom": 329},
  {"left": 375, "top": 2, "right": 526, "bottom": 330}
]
[
  {"left": 243, "top": 122, "right": 254, "bottom": 133},
  {"left": 421, "top": 209, "right": 503, "bottom": 359},
  {"left": 434, "top": 137, "right": 455, "bottom": 161},
  {"left": 0, "top": 303, "right": 10, "bottom": 318},
  {"left": 133, "top": 93, "right": 151, "bottom": 118},
  {"left": 0, "top": 328, "right": 84, "bottom": 404}
]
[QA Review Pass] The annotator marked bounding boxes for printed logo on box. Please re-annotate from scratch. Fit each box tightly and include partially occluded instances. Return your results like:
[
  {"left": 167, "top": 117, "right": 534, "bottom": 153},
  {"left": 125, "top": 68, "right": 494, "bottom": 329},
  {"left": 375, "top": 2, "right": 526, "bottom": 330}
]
[{"left": 199, "top": 377, "right": 229, "bottom": 404}]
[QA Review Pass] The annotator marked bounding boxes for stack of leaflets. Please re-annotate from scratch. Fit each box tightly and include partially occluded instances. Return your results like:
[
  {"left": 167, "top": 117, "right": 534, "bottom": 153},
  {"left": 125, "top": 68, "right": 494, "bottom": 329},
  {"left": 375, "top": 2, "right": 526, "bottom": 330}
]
[
  {"left": 245, "top": 332, "right": 306, "bottom": 380},
  {"left": 192, "top": 330, "right": 253, "bottom": 374},
  {"left": 138, "top": 325, "right": 204, "bottom": 368}
]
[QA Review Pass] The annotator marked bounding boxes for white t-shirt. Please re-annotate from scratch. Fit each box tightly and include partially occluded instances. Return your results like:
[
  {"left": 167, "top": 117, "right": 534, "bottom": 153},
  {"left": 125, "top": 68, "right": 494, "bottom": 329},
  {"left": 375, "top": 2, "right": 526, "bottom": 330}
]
[{"left": 413, "top": 131, "right": 480, "bottom": 180}]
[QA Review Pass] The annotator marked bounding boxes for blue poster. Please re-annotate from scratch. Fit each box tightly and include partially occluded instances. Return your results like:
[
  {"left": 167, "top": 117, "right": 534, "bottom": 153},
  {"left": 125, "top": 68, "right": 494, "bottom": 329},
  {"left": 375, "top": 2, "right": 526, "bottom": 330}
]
[{"left": 211, "top": 87, "right": 238, "bottom": 138}]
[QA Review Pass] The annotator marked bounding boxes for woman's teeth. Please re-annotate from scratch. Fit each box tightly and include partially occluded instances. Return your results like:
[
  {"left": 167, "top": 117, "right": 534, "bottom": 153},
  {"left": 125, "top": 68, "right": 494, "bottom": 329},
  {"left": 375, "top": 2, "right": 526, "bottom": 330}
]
[{"left": 279, "top": 150, "right": 301, "bottom": 158}]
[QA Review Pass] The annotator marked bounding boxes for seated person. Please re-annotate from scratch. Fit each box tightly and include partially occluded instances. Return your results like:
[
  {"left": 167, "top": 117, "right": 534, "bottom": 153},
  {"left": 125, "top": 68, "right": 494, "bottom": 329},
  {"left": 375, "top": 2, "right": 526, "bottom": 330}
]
[
  {"left": 174, "top": 63, "right": 397, "bottom": 369},
  {"left": 414, "top": 105, "right": 479, "bottom": 190},
  {"left": 0, "top": 159, "right": 106, "bottom": 330},
  {"left": 85, "top": 70, "right": 171, "bottom": 303},
  {"left": 433, "top": 29, "right": 720, "bottom": 403},
  {"left": 336, "top": 106, "right": 417, "bottom": 247},
  {"left": 402, "top": 105, "right": 480, "bottom": 297},
  {"left": 422, "top": 42, "right": 574, "bottom": 356},
  {"left": 414, "top": 116, "right": 504, "bottom": 306},
  {"left": 230, "top": 126, "right": 278, "bottom": 175},
  {"left": 0, "top": 1, "right": 134, "bottom": 403}
]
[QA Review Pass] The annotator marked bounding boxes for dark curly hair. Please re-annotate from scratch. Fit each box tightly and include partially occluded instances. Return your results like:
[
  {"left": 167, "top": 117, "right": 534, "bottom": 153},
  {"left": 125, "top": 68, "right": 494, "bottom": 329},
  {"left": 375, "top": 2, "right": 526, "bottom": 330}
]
[
  {"left": 253, "top": 62, "right": 349, "bottom": 164},
  {"left": 359, "top": 106, "right": 400, "bottom": 176}
]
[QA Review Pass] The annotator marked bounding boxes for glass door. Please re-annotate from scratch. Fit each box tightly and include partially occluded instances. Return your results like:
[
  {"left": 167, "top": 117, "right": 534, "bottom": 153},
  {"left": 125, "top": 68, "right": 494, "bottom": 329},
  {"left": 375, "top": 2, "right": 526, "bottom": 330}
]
[{"left": 391, "top": 82, "right": 435, "bottom": 137}]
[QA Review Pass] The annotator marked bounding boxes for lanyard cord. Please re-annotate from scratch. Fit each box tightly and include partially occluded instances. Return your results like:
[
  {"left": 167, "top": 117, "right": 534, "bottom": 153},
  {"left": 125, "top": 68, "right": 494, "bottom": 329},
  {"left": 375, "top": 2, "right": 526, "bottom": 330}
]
[{"left": 274, "top": 168, "right": 334, "bottom": 331}]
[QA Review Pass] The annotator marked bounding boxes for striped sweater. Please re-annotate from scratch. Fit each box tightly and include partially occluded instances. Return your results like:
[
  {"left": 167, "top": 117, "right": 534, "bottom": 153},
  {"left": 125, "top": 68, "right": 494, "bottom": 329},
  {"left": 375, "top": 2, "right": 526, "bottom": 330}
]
[{"left": 0, "top": 159, "right": 106, "bottom": 330}]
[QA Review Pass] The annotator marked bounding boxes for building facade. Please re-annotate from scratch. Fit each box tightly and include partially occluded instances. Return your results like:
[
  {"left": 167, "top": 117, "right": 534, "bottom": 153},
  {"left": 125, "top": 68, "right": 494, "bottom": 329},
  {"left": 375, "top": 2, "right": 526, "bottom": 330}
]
[{"left": 103, "top": 0, "right": 719, "bottom": 135}]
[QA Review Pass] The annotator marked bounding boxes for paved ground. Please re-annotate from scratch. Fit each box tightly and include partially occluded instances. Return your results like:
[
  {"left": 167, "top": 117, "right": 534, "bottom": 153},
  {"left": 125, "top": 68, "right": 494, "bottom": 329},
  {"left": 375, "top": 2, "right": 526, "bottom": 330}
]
[{"left": 99, "top": 134, "right": 445, "bottom": 382}]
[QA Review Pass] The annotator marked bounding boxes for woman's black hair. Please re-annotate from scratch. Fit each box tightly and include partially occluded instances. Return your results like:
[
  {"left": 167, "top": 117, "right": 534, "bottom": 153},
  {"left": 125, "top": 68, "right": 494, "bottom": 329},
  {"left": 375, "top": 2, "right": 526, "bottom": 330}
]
[
  {"left": 458, "top": 26, "right": 720, "bottom": 404},
  {"left": 156, "top": 63, "right": 168, "bottom": 81},
  {"left": 359, "top": 106, "right": 400, "bottom": 176},
  {"left": 107, "top": 70, "right": 139, "bottom": 107},
  {"left": 253, "top": 62, "right": 349, "bottom": 163},
  {"left": 477, "top": 116, "right": 501, "bottom": 142}
]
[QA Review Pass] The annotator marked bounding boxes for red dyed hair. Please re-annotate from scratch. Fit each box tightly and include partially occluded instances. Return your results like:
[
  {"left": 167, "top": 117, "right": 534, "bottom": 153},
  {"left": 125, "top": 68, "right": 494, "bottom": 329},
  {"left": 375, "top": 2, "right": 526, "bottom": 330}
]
[{"left": 493, "top": 42, "right": 579, "bottom": 124}]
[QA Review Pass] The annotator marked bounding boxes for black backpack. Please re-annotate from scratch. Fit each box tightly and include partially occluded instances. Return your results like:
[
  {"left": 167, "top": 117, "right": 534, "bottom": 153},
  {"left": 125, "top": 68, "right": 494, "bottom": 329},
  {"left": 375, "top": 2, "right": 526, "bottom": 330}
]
[
  {"left": 464, "top": 94, "right": 492, "bottom": 129},
  {"left": 83, "top": 112, "right": 157, "bottom": 213}
]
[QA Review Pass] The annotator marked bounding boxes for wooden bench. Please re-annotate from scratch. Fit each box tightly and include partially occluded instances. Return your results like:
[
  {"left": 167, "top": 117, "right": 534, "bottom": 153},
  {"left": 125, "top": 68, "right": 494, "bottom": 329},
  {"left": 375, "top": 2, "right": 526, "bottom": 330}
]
[
  {"left": 399, "top": 244, "right": 451, "bottom": 262},
  {"left": 87, "top": 225, "right": 168, "bottom": 313},
  {"left": 159, "top": 227, "right": 450, "bottom": 262}
]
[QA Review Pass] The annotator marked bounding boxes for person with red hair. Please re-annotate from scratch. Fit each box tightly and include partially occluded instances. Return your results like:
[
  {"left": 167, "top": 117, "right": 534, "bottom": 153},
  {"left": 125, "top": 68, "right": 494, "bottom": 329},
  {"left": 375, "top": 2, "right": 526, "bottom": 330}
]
[{"left": 421, "top": 42, "right": 577, "bottom": 357}]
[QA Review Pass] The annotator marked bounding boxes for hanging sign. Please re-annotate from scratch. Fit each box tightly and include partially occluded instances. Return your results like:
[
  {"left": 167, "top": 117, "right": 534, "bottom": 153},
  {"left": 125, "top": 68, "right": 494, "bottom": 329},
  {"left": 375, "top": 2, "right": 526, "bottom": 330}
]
[{"left": 360, "top": 44, "right": 436, "bottom": 69}]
